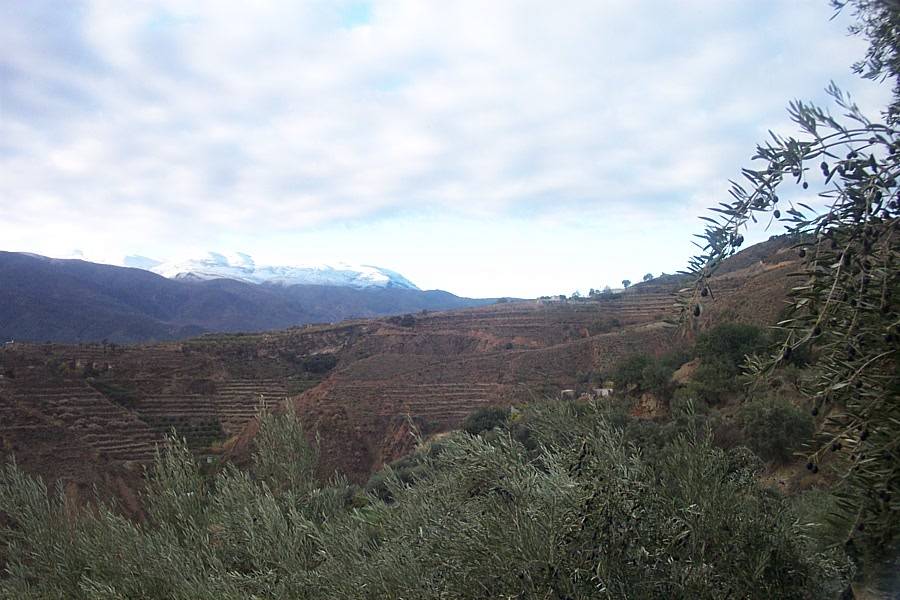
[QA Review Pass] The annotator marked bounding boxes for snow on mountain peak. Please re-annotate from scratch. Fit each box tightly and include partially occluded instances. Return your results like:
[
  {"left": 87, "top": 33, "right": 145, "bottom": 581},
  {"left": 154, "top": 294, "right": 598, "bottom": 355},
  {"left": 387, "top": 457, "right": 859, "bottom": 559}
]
[{"left": 149, "top": 253, "right": 419, "bottom": 290}]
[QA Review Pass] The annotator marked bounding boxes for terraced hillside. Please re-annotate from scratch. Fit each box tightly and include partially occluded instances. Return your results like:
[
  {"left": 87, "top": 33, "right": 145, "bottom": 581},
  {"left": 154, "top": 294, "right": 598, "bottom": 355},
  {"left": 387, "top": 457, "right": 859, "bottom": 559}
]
[
  {"left": 1, "top": 237, "right": 801, "bottom": 493},
  {"left": 0, "top": 338, "right": 339, "bottom": 498},
  {"left": 229, "top": 237, "right": 802, "bottom": 481}
]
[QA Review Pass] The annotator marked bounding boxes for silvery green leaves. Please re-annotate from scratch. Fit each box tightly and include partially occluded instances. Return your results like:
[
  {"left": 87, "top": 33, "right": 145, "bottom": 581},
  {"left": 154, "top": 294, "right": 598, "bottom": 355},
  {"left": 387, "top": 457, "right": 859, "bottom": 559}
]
[
  {"left": 682, "top": 82, "right": 899, "bottom": 567},
  {"left": 0, "top": 400, "right": 848, "bottom": 599}
]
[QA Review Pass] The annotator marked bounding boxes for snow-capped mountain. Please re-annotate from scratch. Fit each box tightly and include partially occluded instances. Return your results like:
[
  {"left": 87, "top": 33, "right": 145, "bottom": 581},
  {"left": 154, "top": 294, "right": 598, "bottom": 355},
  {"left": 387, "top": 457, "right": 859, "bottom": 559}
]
[{"left": 149, "top": 252, "right": 419, "bottom": 290}]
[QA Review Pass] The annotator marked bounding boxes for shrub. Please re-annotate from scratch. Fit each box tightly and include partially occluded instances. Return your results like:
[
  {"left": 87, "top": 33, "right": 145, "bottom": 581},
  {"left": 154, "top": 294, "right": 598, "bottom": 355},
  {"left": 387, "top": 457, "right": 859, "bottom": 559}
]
[
  {"left": 734, "top": 396, "right": 815, "bottom": 463},
  {"left": 695, "top": 323, "right": 768, "bottom": 368},
  {"left": 365, "top": 454, "right": 432, "bottom": 502},
  {"left": 687, "top": 324, "right": 770, "bottom": 404},
  {"left": 252, "top": 402, "right": 318, "bottom": 494},
  {"left": 659, "top": 347, "right": 691, "bottom": 372},
  {"left": 302, "top": 353, "right": 338, "bottom": 374},
  {"left": 387, "top": 314, "right": 416, "bottom": 327},
  {"left": 615, "top": 350, "right": 687, "bottom": 399},
  {"left": 613, "top": 353, "right": 653, "bottom": 390},
  {"left": 461, "top": 406, "right": 510, "bottom": 435},
  {"left": 687, "top": 361, "right": 739, "bottom": 404},
  {"left": 640, "top": 360, "right": 673, "bottom": 397}
]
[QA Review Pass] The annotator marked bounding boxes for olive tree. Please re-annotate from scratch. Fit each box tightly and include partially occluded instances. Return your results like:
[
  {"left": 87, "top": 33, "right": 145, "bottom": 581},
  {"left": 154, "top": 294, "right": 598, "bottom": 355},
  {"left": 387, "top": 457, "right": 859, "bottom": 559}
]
[{"left": 681, "top": 0, "right": 898, "bottom": 566}]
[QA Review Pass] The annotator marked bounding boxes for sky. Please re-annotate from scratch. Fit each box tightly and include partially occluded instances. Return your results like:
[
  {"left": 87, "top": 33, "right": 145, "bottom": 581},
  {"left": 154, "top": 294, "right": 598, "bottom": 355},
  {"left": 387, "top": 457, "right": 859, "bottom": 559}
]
[{"left": 0, "top": 0, "right": 893, "bottom": 298}]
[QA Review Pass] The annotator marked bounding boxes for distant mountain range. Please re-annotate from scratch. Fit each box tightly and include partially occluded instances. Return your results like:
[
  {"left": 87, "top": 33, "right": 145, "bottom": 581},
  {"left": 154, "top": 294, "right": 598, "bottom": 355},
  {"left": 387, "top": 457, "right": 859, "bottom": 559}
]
[
  {"left": 146, "top": 252, "right": 420, "bottom": 290},
  {"left": 0, "top": 252, "right": 492, "bottom": 343}
]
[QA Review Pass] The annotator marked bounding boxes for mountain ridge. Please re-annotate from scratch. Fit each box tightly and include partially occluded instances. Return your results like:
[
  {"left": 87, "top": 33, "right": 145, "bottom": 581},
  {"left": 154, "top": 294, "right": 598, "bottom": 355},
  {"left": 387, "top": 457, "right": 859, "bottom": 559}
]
[
  {"left": 149, "top": 252, "right": 420, "bottom": 290},
  {"left": 0, "top": 251, "right": 491, "bottom": 343}
]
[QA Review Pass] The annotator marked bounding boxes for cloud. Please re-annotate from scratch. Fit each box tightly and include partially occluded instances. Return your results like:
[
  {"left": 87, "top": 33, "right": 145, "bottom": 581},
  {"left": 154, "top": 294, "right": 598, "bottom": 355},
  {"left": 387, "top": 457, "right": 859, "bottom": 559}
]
[{"left": 0, "top": 0, "right": 893, "bottom": 295}]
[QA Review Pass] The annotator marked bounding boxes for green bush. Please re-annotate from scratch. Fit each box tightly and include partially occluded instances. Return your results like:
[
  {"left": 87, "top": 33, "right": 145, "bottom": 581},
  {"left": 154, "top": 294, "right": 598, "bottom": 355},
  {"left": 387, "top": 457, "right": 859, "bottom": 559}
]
[
  {"left": 640, "top": 360, "right": 673, "bottom": 397},
  {"left": 302, "top": 353, "right": 338, "bottom": 374},
  {"left": 695, "top": 323, "right": 768, "bottom": 367},
  {"left": 613, "top": 353, "right": 653, "bottom": 390},
  {"left": 365, "top": 454, "right": 431, "bottom": 502},
  {"left": 387, "top": 314, "right": 416, "bottom": 327},
  {"left": 614, "top": 349, "right": 688, "bottom": 399},
  {"left": 734, "top": 396, "right": 815, "bottom": 463},
  {"left": 687, "top": 361, "right": 739, "bottom": 404},
  {"left": 688, "top": 323, "right": 770, "bottom": 404},
  {"left": 461, "top": 406, "right": 510, "bottom": 435}
]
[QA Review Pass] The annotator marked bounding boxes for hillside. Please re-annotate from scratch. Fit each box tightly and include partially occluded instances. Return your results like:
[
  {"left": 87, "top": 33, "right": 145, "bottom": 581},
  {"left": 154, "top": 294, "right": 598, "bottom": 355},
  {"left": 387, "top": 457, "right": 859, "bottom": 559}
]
[
  {"left": 0, "top": 252, "right": 491, "bottom": 343},
  {"left": 0, "top": 237, "right": 801, "bottom": 501}
]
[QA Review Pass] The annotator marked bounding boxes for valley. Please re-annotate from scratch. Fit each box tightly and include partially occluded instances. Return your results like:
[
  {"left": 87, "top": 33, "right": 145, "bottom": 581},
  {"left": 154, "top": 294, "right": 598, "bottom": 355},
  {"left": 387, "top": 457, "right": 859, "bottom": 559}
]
[{"left": 0, "top": 237, "right": 800, "bottom": 499}]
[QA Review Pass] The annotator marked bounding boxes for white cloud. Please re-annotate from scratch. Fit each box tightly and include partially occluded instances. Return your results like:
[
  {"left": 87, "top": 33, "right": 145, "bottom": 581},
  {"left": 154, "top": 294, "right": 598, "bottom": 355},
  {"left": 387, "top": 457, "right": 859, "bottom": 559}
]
[{"left": 0, "top": 0, "right": 893, "bottom": 296}]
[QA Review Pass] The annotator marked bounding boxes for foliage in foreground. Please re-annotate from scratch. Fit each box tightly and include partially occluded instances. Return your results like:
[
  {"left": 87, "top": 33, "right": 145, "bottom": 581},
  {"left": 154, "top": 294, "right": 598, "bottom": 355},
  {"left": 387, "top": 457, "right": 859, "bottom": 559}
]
[{"left": 1, "top": 402, "right": 848, "bottom": 599}]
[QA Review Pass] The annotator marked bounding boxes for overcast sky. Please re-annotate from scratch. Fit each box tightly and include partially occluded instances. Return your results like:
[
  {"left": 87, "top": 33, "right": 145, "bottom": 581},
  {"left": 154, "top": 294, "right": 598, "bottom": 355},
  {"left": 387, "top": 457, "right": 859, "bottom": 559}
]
[{"left": 1, "top": 0, "right": 892, "bottom": 297}]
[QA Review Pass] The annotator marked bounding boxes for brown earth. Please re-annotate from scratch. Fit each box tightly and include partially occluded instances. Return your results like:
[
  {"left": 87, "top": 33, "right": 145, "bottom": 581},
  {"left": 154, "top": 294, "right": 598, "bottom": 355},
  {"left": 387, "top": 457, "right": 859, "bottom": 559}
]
[{"left": 0, "top": 237, "right": 801, "bottom": 500}]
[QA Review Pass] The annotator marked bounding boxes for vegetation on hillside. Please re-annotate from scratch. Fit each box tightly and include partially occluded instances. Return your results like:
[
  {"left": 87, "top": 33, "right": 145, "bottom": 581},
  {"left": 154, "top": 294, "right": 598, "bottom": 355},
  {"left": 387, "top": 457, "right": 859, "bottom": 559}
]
[
  {"left": 1, "top": 401, "right": 849, "bottom": 599},
  {"left": 611, "top": 323, "right": 818, "bottom": 468}
]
